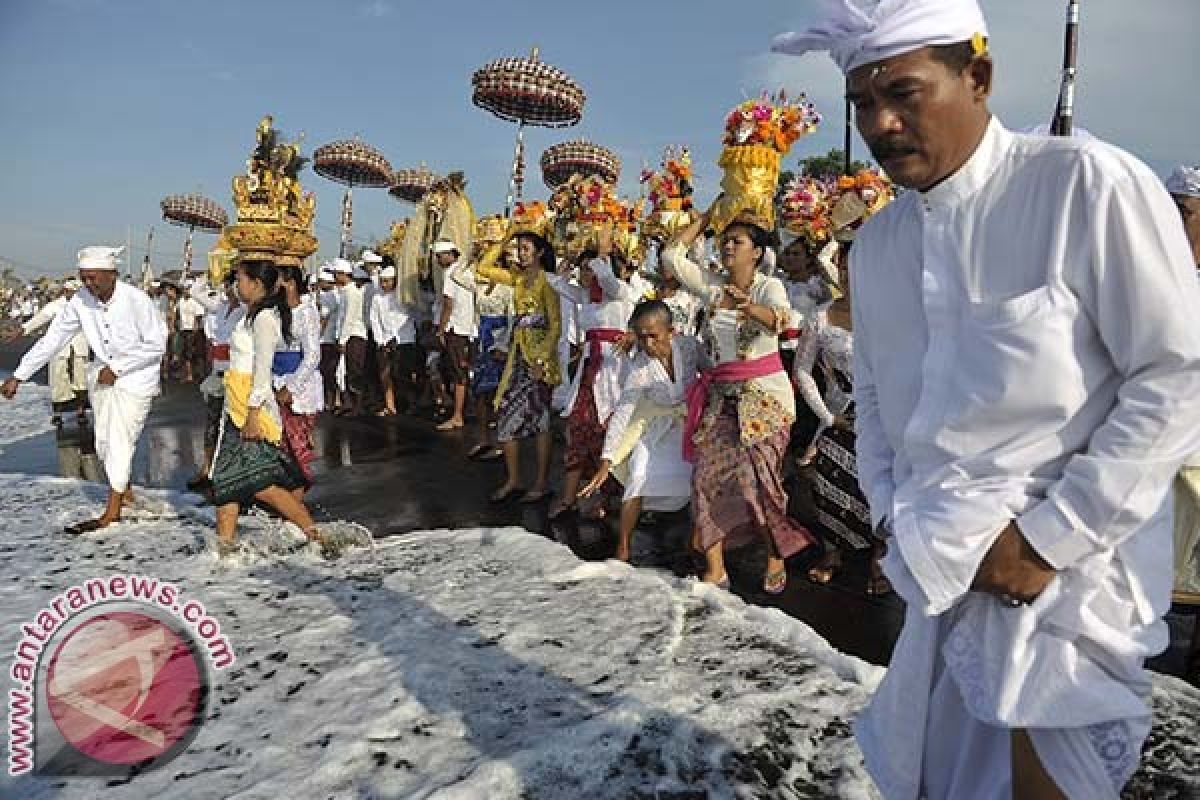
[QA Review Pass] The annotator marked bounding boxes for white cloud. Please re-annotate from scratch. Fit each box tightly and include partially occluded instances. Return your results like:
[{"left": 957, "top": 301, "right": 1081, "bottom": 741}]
[{"left": 359, "top": 1, "right": 392, "bottom": 18}]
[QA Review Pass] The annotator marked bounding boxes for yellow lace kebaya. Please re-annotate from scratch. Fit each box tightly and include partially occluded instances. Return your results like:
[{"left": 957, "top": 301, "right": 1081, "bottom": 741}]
[{"left": 474, "top": 242, "right": 562, "bottom": 407}]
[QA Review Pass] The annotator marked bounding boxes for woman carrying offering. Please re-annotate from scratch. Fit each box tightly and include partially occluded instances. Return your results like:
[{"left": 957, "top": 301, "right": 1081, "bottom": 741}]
[
  {"left": 208, "top": 259, "right": 327, "bottom": 558},
  {"left": 661, "top": 207, "right": 814, "bottom": 592}
]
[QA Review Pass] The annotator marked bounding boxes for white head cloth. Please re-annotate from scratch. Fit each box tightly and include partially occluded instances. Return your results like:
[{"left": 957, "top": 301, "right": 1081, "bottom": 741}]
[
  {"left": 361, "top": 249, "right": 384, "bottom": 264},
  {"left": 758, "top": 246, "right": 777, "bottom": 274},
  {"left": 318, "top": 268, "right": 335, "bottom": 282},
  {"left": 379, "top": 265, "right": 397, "bottom": 279},
  {"left": 332, "top": 258, "right": 355, "bottom": 275},
  {"left": 352, "top": 264, "right": 370, "bottom": 281},
  {"left": 771, "top": 0, "right": 988, "bottom": 74},
  {"left": 77, "top": 245, "right": 125, "bottom": 271},
  {"left": 1166, "top": 165, "right": 1200, "bottom": 199},
  {"left": 432, "top": 239, "right": 459, "bottom": 255}
]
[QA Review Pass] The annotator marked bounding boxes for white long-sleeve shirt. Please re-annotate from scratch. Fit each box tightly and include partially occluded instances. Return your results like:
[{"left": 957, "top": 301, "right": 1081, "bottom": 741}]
[
  {"left": 272, "top": 298, "right": 324, "bottom": 415},
  {"left": 14, "top": 281, "right": 167, "bottom": 397},
  {"left": 369, "top": 291, "right": 418, "bottom": 346},
  {"left": 335, "top": 282, "right": 367, "bottom": 344},
  {"left": 21, "top": 295, "right": 89, "bottom": 359},
  {"left": 317, "top": 289, "right": 339, "bottom": 345},
  {"left": 549, "top": 257, "right": 637, "bottom": 421},
  {"left": 851, "top": 117, "right": 1200, "bottom": 613},
  {"left": 850, "top": 118, "right": 1200, "bottom": 797},
  {"left": 177, "top": 295, "right": 206, "bottom": 332}
]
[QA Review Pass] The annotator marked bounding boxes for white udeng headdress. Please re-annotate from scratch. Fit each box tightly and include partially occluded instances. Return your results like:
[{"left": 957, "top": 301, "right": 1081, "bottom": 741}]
[
  {"left": 1166, "top": 165, "right": 1200, "bottom": 199},
  {"left": 771, "top": 0, "right": 988, "bottom": 74},
  {"left": 76, "top": 245, "right": 125, "bottom": 271}
]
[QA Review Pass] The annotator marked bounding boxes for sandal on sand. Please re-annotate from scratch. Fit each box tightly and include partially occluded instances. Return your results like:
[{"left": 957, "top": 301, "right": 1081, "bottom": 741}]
[
  {"left": 866, "top": 571, "right": 894, "bottom": 596},
  {"left": 519, "top": 489, "right": 551, "bottom": 504},
  {"left": 763, "top": 567, "right": 789, "bottom": 595},
  {"left": 547, "top": 501, "right": 576, "bottom": 520},
  {"left": 478, "top": 447, "right": 504, "bottom": 462},
  {"left": 466, "top": 443, "right": 491, "bottom": 460},
  {"left": 435, "top": 420, "right": 463, "bottom": 431},
  {"left": 306, "top": 523, "right": 373, "bottom": 561},
  {"left": 806, "top": 552, "right": 842, "bottom": 585},
  {"left": 490, "top": 486, "right": 524, "bottom": 504},
  {"left": 64, "top": 519, "right": 109, "bottom": 536}
]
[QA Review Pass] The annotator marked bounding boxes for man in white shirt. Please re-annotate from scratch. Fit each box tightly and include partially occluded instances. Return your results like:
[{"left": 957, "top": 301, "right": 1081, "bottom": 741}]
[
  {"left": 177, "top": 278, "right": 208, "bottom": 383},
  {"left": 1165, "top": 164, "right": 1200, "bottom": 685},
  {"left": 2, "top": 246, "right": 168, "bottom": 534},
  {"left": 333, "top": 258, "right": 369, "bottom": 416},
  {"left": 315, "top": 266, "right": 341, "bottom": 412},
  {"left": 185, "top": 272, "right": 243, "bottom": 491},
  {"left": 1166, "top": 165, "right": 1200, "bottom": 269},
  {"left": 7, "top": 279, "right": 90, "bottom": 426},
  {"left": 434, "top": 240, "right": 475, "bottom": 431},
  {"left": 369, "top": 264, "right": 421, "bottom": 415},
  {"left": 775, "top": 3, "right": 1200, "bottom": 799}
]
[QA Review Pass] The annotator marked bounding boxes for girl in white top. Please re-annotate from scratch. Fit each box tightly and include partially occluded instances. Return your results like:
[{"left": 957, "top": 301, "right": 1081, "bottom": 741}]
[
  {"left": 274, "top": 266, "right": 324, "bottom": 485},
  {"left": 545, "top": 230, "right": 639, "bottom": 519},
  {"left": 209, "top": 259, "right": 319, "bottom": 558}
]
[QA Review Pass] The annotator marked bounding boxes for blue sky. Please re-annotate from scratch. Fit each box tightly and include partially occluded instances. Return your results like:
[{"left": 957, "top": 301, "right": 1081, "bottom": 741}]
[{"left": 1, "top": 0, "right": 1196, "bottom": 279}]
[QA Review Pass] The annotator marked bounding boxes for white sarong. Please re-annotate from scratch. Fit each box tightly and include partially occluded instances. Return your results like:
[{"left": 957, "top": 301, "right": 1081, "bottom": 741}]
[
  {"left": 89, "top": 374, "right": 153, "bottom": 494},
  {"left": 1174, "top": 468, "right": 1200, "bottom": 593}
]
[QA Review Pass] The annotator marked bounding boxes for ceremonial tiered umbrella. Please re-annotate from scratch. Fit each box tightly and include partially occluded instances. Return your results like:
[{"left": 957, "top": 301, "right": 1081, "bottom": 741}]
[
  {"left": 160, "top": 193, "right": 229, "bottom": 276},
  {"left": 313, "top": 138, "right": 394, "bottom": 257},
  {"left": 389, "top": 164, "right": 440, "bottom": 204},
  {"left": 540, "top": 140, "right": 620, "bottom": 189},
  {"left": 471, "top": 46, "right": 585, "bottom": 215}
]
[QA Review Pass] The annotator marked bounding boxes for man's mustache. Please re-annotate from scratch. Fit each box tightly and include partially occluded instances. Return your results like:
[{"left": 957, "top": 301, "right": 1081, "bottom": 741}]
[{"left": 869, "top": 140, "right": 920, "bottom": 161}]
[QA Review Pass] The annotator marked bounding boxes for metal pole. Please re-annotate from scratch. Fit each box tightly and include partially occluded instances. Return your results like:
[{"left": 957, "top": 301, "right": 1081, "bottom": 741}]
[
  {"left": 504, "top": 121, "right": 526, "bottom": 218},
  {"left": 1050, "top": 0, "right": 1080, "bottom": 136},
  {"left": 183, "top": 226, "right": 194, "bottom": 274},
  {"left": 340, "top": 186, "right": 354, "bottom": 258},
  {"left": 142, "top": 227, "right": 154, "bottom": 288},
  {"left": 843, "top": 89, "right": 853, "bottom": 174}
]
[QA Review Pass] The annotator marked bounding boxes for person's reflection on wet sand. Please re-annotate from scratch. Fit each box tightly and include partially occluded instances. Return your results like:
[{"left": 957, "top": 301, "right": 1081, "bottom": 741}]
[{"left": 55, "top": 419, "right": 103, "bottom": 483}]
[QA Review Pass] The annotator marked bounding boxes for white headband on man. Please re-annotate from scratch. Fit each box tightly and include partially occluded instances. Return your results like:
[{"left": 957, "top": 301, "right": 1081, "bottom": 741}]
[
  {"left": 771, "top": 0, "right": 989, "bottom": 75},
  {"left": 361, "top": 249, "right": 384, "bottom": 264},
  {"left": 379, "top": 265, "right": 397, "bottom": 279},
  {"left": 432, "top": 240, "right": 459, "bottom": 255},
  {"left": 1166, "top": 165, "right": 1200, "bottom": 199},
  {"left": 77, "top": 245, "right": 125, "bottom": 271}
]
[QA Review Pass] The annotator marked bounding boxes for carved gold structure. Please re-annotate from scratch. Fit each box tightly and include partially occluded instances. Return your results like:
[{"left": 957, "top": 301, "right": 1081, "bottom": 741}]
[{"left": 216, "top": 115, "right": 318, "bottom": 281}]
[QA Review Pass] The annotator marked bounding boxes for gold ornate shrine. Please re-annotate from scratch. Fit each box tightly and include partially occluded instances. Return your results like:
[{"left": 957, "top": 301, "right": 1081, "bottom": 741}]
[{"left": 216, "top": 115, "right": 318, "bottom": 279}]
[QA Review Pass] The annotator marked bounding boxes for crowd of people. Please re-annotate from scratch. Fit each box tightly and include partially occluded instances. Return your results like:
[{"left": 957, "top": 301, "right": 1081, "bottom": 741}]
[{"left": 5, "top": 0, "right": 1200, "bottom": 795}]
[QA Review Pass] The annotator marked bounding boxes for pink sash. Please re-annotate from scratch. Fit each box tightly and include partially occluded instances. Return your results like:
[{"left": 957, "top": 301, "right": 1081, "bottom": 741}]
[
  {"left": 683, "top": 351, "right": 785, "bottom": 463},
  {"left": 585, "top": 327, "right": 625, "bottom": 364}
]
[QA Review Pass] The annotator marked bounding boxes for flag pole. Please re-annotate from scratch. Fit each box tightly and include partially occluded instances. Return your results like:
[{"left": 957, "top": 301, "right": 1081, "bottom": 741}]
[{"left": 1049, "top": 0, "right": 1081, "bottom": 136}]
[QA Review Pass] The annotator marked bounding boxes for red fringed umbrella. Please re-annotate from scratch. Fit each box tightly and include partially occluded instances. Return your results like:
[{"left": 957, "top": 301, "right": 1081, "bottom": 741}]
[
  {"left": 471, "top": 46, "right": 586, "bottom": 214},
  {"left": 160, "top": 193, "right": 229, "bottom": 272},
  {"left": 540, "top": 140, "right": 620, "bottom": 189},
  {"left": 313, "top": 138, "right": 394, "bottom": 257}
]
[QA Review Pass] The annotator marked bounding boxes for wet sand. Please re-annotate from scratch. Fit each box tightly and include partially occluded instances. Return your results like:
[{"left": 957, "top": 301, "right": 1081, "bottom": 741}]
[{"left": 0, "top": 340, "right": 1193, "bottom": 679}]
